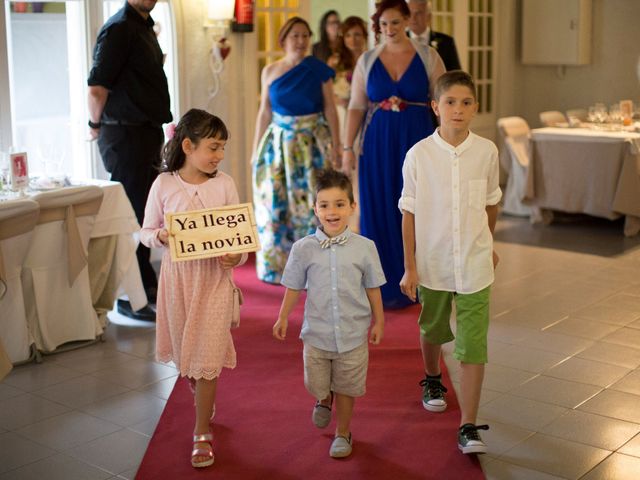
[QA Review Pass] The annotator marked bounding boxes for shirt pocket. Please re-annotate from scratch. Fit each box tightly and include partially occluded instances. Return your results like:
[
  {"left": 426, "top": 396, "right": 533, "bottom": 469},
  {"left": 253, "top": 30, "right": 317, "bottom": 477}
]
[{"left": 468, "top": 179, "right": 487, "bottom": 210}]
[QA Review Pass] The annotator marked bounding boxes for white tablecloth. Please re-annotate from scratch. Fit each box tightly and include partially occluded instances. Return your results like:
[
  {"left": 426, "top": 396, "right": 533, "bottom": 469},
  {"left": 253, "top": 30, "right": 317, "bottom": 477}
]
[
  {"left": 82, "top": 180, "right": 147, "bottom": 313},
  {"left": 0, "top": 179, "right": 146, "bottom": 356},
  {"left": 527, "top": 127, "right": 640, "bottom": 236}
]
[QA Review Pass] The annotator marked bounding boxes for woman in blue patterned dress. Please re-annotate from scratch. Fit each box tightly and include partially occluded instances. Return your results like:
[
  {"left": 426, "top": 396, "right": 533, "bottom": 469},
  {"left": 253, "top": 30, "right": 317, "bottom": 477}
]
[
  {"left": 252, "top": 17, "right": 340, "bottom": 284},
  {"left": 342, "top": 0, "right": 444, "bottom": 308}
]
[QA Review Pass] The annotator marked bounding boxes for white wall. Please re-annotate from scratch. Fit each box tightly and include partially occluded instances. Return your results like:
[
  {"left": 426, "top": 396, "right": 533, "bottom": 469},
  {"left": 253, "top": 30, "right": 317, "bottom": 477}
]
[
  {"left": 496, "top": 0, "right": 640, "bottom": 128},
  {"left": 173, "top": 1, "right": 254, "bottom": 202},
  {"left": 310, "top": 0, "right": 369, "bottom": 40}
]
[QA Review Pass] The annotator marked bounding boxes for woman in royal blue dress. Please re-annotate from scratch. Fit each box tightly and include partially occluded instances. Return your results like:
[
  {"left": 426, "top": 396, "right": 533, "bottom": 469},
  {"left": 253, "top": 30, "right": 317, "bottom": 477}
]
[
  {"left": 252, "top": 17, "right": 340, "bottom": 284},
  {"left": 342, "top": 0, "right": 444, "bottom": 308}
]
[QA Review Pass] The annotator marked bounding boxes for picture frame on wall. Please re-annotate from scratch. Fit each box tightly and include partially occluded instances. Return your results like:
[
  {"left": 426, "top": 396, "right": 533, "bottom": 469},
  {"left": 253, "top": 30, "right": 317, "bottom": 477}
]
[{"left": 10, "top": 152, "right": 29, "bottom": 190}]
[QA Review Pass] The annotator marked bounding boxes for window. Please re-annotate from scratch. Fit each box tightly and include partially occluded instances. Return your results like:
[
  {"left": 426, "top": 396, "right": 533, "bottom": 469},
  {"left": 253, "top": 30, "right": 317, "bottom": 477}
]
[
  {"left": 3, "top": 1, "right": 89, "bottom": 177},
  {"left": 0, "top": 1, "right": 178, "bottom": 179},
  {"left": 467, "top": 0, "right": 494, "bottom": 115},
  {"left": 430, "top": 0, "right": 497, "bottom": 138}
]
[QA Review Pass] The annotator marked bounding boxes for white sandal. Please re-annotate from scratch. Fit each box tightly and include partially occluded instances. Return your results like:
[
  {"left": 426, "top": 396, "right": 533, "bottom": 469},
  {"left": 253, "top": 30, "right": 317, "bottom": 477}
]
[{"left": 191, "top": 432, "right": 214, "bottom": 468}]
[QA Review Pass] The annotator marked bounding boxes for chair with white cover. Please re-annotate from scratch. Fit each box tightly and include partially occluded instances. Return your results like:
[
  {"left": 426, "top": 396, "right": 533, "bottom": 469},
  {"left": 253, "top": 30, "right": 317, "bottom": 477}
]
[
  {"left": 539, "top": 110, "right": 567, "bottom": 127},
  {"left": 22, "top": 186, "right": 104, "bottom": 353},
  {"left": 0, "top": 199, "right": 39, "bottom": 365},
  {"left": 497, "top": 116, "right": 535, "bottom": 217}
]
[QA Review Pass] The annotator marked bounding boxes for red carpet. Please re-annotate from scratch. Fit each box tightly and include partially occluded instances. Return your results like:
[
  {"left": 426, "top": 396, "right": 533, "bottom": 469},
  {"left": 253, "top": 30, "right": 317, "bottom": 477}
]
[{"left": 136, "top": 258, "right": 485, "bottom": 480}]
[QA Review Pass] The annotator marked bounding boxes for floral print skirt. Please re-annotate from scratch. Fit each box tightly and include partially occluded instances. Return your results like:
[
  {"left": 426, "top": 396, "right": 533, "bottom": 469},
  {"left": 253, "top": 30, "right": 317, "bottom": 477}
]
[{"left": 252, "top": 112, "right": 332, "bottom": 284}]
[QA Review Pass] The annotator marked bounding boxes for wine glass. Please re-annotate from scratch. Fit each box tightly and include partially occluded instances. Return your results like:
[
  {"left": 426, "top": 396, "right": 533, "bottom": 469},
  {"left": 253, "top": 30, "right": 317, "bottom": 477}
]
[
  {"left": 609, "top": 104, "right": 622, "bottom": 129},
  {"left": 48, "top": 145, "right": 65, "bottom": 181},
  {"left": 594, "top": 103, "right": 608, "bottom": 127},
  {"left": 0, "top": 151, "right": 10, "bottom": 192}
]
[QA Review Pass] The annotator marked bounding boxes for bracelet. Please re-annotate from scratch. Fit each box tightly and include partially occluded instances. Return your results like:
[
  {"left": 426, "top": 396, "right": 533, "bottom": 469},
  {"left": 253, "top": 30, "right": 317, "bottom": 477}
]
[
  {"left": 88, "top": 119, "right": 101, "bottom": 129},
  {"left": 342, "top": 145, "right": 353, "bottom": 151}
]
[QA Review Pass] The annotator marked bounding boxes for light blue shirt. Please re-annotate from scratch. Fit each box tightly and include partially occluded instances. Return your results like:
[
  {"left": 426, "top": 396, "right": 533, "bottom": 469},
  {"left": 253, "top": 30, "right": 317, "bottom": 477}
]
[{"left": 281, "top": 227, "right": 386, "bottom": 353}]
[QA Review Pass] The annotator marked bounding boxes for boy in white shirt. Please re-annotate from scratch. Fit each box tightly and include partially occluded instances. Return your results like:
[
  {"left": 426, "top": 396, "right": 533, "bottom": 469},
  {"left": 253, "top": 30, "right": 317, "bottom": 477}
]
[{"left": 398, "top": 70, "right": 501, "bottom": 454}]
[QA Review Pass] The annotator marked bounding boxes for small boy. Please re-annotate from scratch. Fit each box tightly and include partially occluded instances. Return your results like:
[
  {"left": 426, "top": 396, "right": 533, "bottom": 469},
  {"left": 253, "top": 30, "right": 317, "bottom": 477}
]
[
  {"left": 273, "top": 169, "right": 385, "bottom": 459},
  {"left": 398, "top": 70, "right": 501, "bottom": 454}
]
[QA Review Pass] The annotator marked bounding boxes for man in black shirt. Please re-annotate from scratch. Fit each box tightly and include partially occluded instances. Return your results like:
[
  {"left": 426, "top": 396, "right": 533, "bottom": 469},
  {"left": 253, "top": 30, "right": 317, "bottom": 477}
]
[{"left": 88, "top": 0, "right": 172, "bottom": 321}]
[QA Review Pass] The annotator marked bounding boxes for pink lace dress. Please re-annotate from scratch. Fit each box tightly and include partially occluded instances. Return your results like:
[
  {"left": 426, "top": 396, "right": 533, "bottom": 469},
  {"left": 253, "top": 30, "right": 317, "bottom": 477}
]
[{"left": 140, "top": 172, "right": 247, "bottom": 380}]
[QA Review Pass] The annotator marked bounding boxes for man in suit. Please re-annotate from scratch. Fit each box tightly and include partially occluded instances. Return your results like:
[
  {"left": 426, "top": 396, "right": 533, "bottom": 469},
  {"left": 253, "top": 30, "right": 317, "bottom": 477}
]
[
  {"left": 88, "top": 0, "right": 172, "bottom": 321},
  {"left": 407, "top": 0, "right": 461, "bottom": 71}
]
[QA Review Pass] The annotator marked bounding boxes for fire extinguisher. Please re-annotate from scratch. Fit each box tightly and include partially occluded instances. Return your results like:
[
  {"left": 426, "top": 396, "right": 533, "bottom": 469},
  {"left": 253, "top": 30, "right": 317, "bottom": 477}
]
[{"left": 232, "top": 0, "right": 255, "bottom": 33}]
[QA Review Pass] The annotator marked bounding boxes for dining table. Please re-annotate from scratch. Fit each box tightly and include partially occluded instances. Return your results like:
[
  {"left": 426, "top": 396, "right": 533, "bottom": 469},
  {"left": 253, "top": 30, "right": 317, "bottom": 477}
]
[
  {"left": 0, "top": 178, "right": 147, "bottom": 361},
  {"left": 82, "top": 179, "right": 147, "bottom": 326},
  {"left": 525, "top": 126, "right": 640, "bottom": 236}
]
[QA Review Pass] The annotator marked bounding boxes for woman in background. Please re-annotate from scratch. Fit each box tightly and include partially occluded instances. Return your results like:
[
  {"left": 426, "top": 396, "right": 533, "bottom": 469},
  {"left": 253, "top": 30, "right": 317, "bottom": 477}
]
[
  {"left": 332, "top": 16, "right": 368, "bottom": 232},
  {"left": 333, "top": 16, "right": 368, "bottom": 127},
  {"left": 252, "top": 17, "right": 340, "bottom": 284},
  {"left": 342, "top": 0, "right": 444, "bottom": 308},
  {"left": 312, "top": 10, "right": 342, "bottom": 69}
]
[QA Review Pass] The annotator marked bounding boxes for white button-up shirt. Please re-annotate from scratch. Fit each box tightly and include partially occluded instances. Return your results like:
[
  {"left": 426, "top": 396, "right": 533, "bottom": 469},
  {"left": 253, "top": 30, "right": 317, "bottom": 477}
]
[
  {"left": 398, "top": 130, "right": 502, "bottom": 294},
  {"left": 411, "top": 27, "right": 431, "bottom": 47}
]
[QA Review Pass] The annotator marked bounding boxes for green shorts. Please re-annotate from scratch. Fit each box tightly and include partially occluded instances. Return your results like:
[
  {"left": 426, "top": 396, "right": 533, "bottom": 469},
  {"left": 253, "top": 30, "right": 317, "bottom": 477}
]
[{"left": 417, "top": 285, "right": 491, "bottom": 364}]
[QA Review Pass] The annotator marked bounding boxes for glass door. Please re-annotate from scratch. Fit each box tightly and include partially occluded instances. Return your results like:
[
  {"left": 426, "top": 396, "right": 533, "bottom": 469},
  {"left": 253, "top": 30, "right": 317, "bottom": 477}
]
[
  {"left": 255, "top": 0, "right": 305, "bottom": 95},
  {"left": 3, "top": 0, "right": 89, "bottom": 178},
  {"left": 431, "top": 0, "right": 497, "bottom": 140},
  {"left": 1, "top": 0, "right": 179, "bottom": 179}
]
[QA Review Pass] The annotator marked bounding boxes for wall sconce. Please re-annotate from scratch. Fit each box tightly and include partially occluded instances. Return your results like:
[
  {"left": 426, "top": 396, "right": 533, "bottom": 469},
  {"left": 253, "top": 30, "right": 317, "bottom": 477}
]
[
  {"left": 204, "top": 0, "right": 234, "bottom": 102},
  {"left": 205, "top": 0, "right": 235, "bottom": 40}
]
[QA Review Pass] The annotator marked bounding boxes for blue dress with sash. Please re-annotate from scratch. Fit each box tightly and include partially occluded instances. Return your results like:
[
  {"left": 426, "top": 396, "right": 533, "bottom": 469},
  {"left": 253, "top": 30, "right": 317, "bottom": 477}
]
[
  {"left": 359, "top": 54, "right": 435, "bottom": 308},
  {"left": 253, "top": 56, "right": 335, "bottom": 284}
]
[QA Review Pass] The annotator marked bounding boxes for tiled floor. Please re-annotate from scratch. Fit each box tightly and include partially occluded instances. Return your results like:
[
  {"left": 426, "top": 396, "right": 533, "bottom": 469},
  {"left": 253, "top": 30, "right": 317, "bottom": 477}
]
[
  {"left": 445, "top": 215, "right": 640, "bottom": 479},
  {"left": 1, "top": 214, "right": 640, "bottom": 479}
]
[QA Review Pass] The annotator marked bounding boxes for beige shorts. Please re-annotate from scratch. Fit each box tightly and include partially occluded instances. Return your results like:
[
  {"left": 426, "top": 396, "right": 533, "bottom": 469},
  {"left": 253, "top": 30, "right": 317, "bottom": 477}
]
[{"left": 303, "top": 341, "right": 368, "bottom": 400}]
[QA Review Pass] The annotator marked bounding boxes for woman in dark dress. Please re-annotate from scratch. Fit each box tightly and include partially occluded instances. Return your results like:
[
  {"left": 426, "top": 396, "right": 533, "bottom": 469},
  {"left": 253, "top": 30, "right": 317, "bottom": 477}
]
[{"left": 343, "top": 0, "right": 444, "bottom": 308}]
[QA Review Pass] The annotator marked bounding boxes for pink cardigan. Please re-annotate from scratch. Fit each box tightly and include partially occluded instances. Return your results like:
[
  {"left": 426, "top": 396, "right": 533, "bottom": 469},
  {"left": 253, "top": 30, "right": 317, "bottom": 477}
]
[{"left": 140, "top": 171, "right": 248, "bottom": 266}]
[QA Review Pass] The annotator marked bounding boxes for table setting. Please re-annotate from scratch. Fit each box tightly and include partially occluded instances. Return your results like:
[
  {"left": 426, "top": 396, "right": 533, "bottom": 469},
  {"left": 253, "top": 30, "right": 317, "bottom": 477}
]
[
  {"left": 526, "top": 103, "right": 640, "bottom": 237},
  {"left": 0, "top": 163, "right": 147, "bottom": 362},
  {"left": 562, "top": 100, "right": 640, "bottom": 133}
]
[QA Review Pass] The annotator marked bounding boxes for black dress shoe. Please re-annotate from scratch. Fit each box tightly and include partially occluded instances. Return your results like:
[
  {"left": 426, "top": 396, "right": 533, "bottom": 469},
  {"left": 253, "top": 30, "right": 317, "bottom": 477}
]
[{"left": 117, "top": 299, "right": 156, "bottom": 322}]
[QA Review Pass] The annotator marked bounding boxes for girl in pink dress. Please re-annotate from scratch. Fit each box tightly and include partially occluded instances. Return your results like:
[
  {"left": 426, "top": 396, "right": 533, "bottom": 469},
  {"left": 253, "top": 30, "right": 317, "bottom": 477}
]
[{"left": 140, "top": 109, "right": 246, "bottom": 468}]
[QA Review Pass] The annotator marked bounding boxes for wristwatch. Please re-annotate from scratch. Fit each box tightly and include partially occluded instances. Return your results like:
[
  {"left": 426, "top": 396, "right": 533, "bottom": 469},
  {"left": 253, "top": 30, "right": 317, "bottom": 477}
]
[{"left": 88, "top": 119, "right": 101, "bottom": 129}]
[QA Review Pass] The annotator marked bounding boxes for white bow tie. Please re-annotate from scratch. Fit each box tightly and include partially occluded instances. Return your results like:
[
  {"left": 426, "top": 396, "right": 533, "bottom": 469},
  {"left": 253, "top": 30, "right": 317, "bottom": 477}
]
[{"left": 319, "top": 235, "right": 348, "bottom": 249}]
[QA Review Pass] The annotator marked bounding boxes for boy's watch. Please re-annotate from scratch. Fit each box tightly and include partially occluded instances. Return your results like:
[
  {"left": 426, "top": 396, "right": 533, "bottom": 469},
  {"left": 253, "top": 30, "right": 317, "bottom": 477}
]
[{"left": 88, "top": 119, "right": 102, "bottom": 129}]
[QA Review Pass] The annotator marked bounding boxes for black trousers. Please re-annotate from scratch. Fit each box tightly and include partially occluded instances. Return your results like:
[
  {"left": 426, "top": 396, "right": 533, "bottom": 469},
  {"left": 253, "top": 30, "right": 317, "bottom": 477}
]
[{"left": 98, "top": 125, "right": 164, "bottom": 296}]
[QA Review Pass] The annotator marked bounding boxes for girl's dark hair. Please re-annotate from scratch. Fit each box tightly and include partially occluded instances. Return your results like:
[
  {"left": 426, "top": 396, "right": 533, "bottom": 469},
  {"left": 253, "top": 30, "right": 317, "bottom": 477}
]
[
  {"left": 339, "top": 16, "right": 368, "bottom": 71},
  {"left": 433, "top": 70, "right": 477, "bottom": 101},
  {"left": 278, "top": 16, "right": 313, "bottom": 48},
  {"left": 314, "top": 10, "right": 339, "bottom": 62},
  {"left": 161, "top": 108, "right": 228, "bottom": 174},
  {"left": 314, "top": 168, "right": 354, "bottom": 204},
  {"left": 371, "top": 0, "right": 410, "bottom": 39}
]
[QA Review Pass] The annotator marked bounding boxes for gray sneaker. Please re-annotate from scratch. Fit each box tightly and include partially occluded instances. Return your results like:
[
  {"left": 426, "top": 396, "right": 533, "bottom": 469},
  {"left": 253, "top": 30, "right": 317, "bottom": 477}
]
[
  {"left": 312, "top": 401, "right": 331, "bottom": 428},
  {"left": 419, "top": 375, "right": 448, "bottom": 412},
  {"left": 458, "top": 423, "right": 489, "bottom": 454},
  {"left": 329, "top": 433, "right": 352, "bottom": 458}
]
